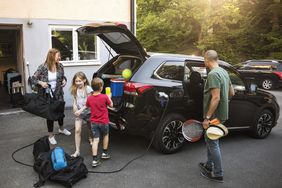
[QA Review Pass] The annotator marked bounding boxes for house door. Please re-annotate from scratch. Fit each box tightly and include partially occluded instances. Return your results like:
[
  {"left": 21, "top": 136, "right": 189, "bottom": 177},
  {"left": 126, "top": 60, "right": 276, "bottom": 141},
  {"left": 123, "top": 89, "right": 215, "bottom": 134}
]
[{"left": 0, "top": 24, "right": 24, "bottom": 111}]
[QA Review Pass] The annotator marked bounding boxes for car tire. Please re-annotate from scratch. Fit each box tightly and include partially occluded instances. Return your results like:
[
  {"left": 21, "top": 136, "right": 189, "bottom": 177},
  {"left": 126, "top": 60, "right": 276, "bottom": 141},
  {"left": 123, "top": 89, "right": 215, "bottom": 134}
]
[
  {"left": 251, "top": 109, "right": 274, "bottom": 139},
  {"left": 153, "top": 113, "right": 186, "bottom": 154},
  {"left": 261, "top": 79, "right": 273, "bottom": 90}
]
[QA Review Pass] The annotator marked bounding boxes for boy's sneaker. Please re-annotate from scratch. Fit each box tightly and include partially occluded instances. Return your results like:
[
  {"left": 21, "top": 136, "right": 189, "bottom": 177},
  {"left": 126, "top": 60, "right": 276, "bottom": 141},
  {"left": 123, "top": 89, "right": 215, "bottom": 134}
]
[
  {"left": 101, "top": 153, "right": 111, "bottom": 159},
  {"left": 199, "top": 162, "right": 212, "bottom": 174},
  {"left": 92, "top": 160, "right": 101, "bottom": 167},
  {"left": 58, "top": 128, "right": 71, "bottom": 136},
  {"left": 201, "top": 171, "right": 223, "bottom": 183},
  {"left": 48, "top": 136, "right": 57, "bottom": 145}
]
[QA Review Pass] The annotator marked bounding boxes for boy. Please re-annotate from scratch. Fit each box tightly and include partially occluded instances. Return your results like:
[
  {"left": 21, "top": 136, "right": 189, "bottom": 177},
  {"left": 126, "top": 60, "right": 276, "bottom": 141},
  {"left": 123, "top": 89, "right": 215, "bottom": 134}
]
[{"left": 86, "top": 77, "right": 113, "bottom": 167}]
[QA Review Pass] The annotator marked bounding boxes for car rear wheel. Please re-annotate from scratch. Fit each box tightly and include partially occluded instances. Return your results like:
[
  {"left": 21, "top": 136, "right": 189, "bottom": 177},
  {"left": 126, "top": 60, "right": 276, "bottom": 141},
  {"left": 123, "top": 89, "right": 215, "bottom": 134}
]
[
  {"left": 251, "top": 109, "right": 274, "bottom": 139},
  {"left": 153, "top": 113, "right": 186, "bottom": 154},
  {"left": 261, "top": 79, "right": 273, "bottom": 90}
]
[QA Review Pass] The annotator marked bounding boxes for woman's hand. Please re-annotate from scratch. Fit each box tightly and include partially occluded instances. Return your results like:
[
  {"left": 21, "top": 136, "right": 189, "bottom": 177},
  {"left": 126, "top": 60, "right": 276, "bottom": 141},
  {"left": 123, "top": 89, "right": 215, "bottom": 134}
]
[
  {"left": 61, "top": 79, "right": 67, "bottom": 87},
  {"left": 39, "top": 81, "right": 48, "bottom": 88}
]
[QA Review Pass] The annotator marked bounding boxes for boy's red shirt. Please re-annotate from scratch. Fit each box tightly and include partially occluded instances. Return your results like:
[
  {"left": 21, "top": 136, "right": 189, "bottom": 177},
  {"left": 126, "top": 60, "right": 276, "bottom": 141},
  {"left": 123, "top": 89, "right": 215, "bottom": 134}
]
[{"left": 86, "top": 94, "right": 111, "bottom": 124}]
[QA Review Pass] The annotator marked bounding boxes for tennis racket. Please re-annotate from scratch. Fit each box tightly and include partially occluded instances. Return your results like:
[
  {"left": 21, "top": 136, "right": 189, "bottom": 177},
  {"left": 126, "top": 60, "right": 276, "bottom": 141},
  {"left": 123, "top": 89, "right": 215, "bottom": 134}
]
[{"left": 182, "top": 119, "right": 204, "bottom": 142}]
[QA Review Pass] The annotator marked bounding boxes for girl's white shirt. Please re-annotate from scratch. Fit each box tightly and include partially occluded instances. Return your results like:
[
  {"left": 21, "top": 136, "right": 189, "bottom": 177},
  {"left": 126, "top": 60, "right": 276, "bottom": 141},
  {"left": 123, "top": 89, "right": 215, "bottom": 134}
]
[{"left": 75, "top": 85, "right": 92, "bottom": 109}]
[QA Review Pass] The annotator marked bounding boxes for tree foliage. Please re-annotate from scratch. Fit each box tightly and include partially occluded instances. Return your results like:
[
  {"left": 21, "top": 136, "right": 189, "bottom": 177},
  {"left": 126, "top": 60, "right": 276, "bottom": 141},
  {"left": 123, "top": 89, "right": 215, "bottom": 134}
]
[{"left": 137, "top": 0, "right": 282, "bottom": 64}]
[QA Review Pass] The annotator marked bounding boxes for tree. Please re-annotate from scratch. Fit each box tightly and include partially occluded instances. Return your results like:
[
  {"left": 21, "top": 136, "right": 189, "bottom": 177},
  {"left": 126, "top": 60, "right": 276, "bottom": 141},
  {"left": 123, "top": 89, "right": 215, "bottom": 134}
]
[{"left": 136, "top": 0, "right": 282, "bottom": 63}]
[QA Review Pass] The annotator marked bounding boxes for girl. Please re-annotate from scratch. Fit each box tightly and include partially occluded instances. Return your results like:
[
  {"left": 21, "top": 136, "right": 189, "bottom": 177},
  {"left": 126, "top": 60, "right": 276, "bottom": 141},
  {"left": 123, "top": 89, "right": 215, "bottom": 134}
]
[
  {"left": 31, "top": 48, "right": 70, "bottom": 145},
  {"left": 70, "top": 72, "right": 93, "bottom": 157}
]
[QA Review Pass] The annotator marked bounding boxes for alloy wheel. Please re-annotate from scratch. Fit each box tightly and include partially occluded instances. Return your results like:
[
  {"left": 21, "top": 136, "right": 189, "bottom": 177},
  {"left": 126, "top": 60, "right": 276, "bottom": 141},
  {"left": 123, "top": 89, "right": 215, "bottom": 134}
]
[
  {"left": 162, "top": 120, "right": 185, "bottom": 151},
  {"left": 262, "top": 79, "right": 273, "bottom": 90},
  {"left": 256, "top": 113, "right": 273, "bottom": 138}
]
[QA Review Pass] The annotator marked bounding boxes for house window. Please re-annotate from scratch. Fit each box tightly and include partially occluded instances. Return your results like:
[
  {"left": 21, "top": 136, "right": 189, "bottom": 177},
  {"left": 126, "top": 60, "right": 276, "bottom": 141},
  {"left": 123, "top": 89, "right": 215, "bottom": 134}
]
[{"left": 50, "top": 26, "right": 98, "bottom": 63}]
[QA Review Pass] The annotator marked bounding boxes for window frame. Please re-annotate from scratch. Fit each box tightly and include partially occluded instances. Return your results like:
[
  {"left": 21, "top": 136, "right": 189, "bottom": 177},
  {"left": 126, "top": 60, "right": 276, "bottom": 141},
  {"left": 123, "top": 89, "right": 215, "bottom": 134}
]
[
  {"left": 49, "top": 25, "right": 101, "bottom": 66},
  {"left": 153, "top": 60, "right": 185, "bottom": 82}
]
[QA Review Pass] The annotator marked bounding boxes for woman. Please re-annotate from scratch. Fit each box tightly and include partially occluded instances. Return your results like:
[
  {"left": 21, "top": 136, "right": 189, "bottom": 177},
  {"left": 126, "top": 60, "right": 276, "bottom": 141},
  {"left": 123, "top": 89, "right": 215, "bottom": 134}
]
[{"left": 31, "top": 48, "right": 71, "bottom": 145}]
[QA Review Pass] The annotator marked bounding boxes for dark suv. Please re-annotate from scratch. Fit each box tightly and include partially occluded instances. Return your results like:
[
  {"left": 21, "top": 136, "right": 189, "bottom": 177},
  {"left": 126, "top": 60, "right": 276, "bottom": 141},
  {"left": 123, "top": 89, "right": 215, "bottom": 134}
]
[
  {"left": 237, "top": 60, "right": 282, "bottom": 90},
  {"left": 77, "top": 23, "right": 280, "bottom": 154}
]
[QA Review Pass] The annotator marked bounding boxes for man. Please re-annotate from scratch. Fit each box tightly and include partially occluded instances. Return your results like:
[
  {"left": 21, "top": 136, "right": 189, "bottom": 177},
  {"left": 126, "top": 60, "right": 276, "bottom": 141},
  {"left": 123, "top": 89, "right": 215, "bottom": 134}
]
[{"left": 199, "top": 50, "right": 234, "bottom": 183}]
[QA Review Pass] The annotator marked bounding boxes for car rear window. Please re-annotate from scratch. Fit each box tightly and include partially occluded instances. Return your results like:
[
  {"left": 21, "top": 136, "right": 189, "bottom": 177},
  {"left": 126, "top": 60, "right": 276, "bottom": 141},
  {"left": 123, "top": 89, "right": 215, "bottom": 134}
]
[
  {"left": 103, "top": 55, "right": 142, "bottom": 75},
  {"left": 104, "top": 32, "right": 130, "bottom": 44}
]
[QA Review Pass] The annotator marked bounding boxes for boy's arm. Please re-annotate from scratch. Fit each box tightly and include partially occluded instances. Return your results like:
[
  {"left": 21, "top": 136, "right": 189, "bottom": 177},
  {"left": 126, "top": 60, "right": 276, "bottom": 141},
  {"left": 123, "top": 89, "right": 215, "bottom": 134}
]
[{"left": 106, "top": 94, "right": 113, "bottom": 108}]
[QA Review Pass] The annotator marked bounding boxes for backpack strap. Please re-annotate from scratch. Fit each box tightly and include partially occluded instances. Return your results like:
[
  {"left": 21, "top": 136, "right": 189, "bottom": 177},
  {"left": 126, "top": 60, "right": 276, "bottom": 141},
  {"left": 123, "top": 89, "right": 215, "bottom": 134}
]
[
  {"left": 33, "top": 151, "right": 55, "bottom": 187},
  {"left": 34, "top": 160, "right": 49, "bottom": 187}
]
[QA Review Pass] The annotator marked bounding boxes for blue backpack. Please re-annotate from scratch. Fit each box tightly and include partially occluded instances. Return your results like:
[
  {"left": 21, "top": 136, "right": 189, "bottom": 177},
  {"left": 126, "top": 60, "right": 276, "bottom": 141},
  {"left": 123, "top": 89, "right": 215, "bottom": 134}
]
[{"left": 51, "top": 147, "right": 67, "bottom": 171}]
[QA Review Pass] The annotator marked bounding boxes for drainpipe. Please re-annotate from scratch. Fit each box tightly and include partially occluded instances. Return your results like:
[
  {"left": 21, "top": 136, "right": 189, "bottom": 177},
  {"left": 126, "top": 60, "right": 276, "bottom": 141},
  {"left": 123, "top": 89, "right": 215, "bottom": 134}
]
[{"left": 130, "top": 0, "right": 136, "bottom": 35}]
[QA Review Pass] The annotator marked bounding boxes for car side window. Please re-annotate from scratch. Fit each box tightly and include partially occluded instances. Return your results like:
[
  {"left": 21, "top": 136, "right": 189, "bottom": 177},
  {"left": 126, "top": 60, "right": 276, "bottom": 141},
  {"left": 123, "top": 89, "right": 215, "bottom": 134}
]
[
  {"left": 184, "top": 61, "right": 207, "bottom": 81},
  {"left": 277, "top": 64, "right": 282, "bottom": 71},
  {"left": 155, "top": 61, "right": 184, "bottom": 81}
]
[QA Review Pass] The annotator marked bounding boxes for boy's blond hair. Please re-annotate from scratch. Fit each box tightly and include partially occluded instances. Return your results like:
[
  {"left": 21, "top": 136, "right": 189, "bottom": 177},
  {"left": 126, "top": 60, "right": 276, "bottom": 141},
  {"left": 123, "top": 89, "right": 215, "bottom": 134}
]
[{"left": 91, "top": 77, "right": 104, "bottom": 91}]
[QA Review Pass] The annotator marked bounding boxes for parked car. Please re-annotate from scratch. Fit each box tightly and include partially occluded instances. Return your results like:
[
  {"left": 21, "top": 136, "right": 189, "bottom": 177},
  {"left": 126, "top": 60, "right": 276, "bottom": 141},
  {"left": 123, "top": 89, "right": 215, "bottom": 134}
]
[
  {"left": 236, "top": 60, "right": 282, "bottom": 90},
  {"left": 77, "top": 23, "right": 280, "bottom": 154},
  {"left": 241, "top": 60, "right": 282, "bottom": 70}
]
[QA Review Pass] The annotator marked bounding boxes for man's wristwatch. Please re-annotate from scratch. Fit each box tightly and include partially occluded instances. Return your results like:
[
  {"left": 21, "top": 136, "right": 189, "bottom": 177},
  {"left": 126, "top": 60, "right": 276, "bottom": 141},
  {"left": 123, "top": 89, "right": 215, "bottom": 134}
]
[{"left": 205, "top": 116, "right": 211, "bottom": 121}]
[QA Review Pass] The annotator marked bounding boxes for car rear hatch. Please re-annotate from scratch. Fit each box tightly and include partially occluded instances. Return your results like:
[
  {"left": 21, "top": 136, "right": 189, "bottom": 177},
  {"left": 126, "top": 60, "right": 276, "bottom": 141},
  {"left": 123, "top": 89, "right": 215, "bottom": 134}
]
[{"left": 77, "top": 22, "right": 148, "bottom": 61}]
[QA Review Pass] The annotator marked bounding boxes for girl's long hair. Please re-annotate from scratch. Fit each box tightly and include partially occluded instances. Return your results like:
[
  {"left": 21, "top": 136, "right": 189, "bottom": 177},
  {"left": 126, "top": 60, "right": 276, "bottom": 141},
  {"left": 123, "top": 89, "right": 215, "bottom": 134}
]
[
  {"left": 70, "top": 72, "right": 90, "bottom": 97},
  {"left": 45, "top": 48, "right": 60, "bottom": 71}
]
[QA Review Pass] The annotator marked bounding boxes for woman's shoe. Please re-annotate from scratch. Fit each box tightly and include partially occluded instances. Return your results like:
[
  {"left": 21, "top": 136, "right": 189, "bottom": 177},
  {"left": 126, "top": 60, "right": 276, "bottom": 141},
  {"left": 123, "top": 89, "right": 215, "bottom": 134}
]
[
  {"left": 48, "top": 136, "right": 57, "bottom": 145},
  {"left": 71, "top": 151, "right": 80, "bottom": 158}
]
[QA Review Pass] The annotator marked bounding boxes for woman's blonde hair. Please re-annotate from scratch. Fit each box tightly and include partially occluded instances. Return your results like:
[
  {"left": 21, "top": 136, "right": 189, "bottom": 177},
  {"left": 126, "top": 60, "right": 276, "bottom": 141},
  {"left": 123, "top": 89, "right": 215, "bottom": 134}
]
[
  {"left": 91, "top": 77, "right": 104, "bottom": 92},
  {"left": 70, "top": 72, "right": 90, "bottom": 97},
  {"left": 45, "top": 48, "right": 60, "bottom": 71}
]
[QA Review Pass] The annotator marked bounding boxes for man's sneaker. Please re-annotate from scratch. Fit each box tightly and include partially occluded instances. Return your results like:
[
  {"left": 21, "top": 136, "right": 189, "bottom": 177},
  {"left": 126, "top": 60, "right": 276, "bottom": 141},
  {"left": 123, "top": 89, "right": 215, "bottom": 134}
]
[
  {"left": 101, "top": 153, "right": 111, "bottom": 159},
  {"left": 201, "top": 171, "right": 223, "bottom": 183},
  {"left": 199, "top": 162, "right": 212, "bottom": 174},
  {"left": 48, "top": 136, "right": 57, "bottom": 145},
  {"left": 92, "top": 160, "right": 101, "bottom": 167},
  {"left": 58, "top": 128, "right": 71, "bottom": 136}
]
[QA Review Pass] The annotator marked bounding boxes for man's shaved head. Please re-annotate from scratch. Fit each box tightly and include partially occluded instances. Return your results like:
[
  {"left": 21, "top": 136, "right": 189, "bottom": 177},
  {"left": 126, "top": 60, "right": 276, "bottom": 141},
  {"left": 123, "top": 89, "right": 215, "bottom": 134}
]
[{"left": 204, "top": 50, "right": 218, "bottom": 62}]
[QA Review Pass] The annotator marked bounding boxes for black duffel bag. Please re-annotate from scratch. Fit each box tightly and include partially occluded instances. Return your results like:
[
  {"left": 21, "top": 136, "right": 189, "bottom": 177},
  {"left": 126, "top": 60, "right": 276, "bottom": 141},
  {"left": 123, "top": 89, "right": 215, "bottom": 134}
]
[
  {"left": 22, "top": 88, "right": 65, "bottom": 121},
  {"left": 34, "top": 150, "right": 88, "bottom": 188}
]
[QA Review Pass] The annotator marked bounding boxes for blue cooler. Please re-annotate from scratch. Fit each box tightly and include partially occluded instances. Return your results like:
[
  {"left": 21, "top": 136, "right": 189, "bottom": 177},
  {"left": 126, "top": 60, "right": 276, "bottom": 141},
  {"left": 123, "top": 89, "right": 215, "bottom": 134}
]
[{"left": 110, "top": 78, "right": 125, "bottom": 97}]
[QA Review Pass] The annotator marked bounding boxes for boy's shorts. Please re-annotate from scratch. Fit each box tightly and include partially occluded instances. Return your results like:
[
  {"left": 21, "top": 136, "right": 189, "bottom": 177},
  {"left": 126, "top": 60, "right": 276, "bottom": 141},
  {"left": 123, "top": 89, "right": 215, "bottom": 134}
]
[{"left": 91, "top": 123, "right": 109, "bottom": 138}]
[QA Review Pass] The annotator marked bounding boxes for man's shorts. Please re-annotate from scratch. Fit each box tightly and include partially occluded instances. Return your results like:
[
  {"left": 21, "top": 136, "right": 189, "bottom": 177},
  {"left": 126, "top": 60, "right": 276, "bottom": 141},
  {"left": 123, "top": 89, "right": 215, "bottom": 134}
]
[{"left": 91, "top": 123, "right": 109, "bottom": 138}]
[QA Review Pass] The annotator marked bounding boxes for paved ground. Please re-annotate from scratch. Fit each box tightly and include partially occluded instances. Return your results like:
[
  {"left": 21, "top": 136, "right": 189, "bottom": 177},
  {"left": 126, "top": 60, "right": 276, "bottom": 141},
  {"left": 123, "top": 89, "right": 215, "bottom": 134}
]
[{"left": 1, "top": 89, "right": 282, "bottom": 188}]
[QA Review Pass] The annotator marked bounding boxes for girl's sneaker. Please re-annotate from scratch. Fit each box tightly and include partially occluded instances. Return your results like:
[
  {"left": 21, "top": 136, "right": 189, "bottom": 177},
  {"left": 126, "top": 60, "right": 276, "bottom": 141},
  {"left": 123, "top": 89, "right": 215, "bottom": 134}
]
[
  {"left": 71, "top": 151, "right": 80, "bottom": 158},
  {"left": 48, "top": 136, "right": 57, "bottom": 145},
  {"left": 92, "top": 160, "right": 101, "bottom": 167}
]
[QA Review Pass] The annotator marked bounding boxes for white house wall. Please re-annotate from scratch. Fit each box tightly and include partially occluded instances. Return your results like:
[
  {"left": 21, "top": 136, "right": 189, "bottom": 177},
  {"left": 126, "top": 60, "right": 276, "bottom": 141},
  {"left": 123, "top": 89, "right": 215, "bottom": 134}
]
[
  {"left": 0, "top": 0, "right": 133, "bottom": 107},
  {"left": 0, "top": 0, "right": 131, "bottom": 22}
]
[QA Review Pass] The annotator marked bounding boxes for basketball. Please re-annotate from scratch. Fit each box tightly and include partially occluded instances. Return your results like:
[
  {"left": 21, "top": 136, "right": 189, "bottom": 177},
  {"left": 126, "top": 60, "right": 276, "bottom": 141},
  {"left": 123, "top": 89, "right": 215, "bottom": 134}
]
[{"left": 122, "top": 69, "right": 132, "bottom": 79}]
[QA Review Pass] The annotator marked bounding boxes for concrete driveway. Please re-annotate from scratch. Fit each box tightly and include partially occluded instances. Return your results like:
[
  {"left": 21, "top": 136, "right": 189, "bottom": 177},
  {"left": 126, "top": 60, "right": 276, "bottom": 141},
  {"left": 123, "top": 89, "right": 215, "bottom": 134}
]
[{"left": 1, "top": 89, "right": 282, "bottom": 188}]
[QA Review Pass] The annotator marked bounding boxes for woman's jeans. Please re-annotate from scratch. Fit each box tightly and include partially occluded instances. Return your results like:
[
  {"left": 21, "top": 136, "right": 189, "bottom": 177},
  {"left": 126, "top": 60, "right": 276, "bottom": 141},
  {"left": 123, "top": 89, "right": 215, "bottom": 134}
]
[{"left": 204, "top": 133, "right": 223, "bottom": 177}]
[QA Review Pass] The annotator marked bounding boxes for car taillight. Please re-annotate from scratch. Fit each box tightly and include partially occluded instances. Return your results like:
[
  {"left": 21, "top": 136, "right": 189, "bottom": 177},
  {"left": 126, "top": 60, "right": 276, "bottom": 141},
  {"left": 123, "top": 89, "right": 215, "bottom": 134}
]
[
  {"left": 124, "top": 82, "right": 153, "bottom": 96},
  {"left": 274, "top": 71, "right": 282, "bottom": 79}
]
